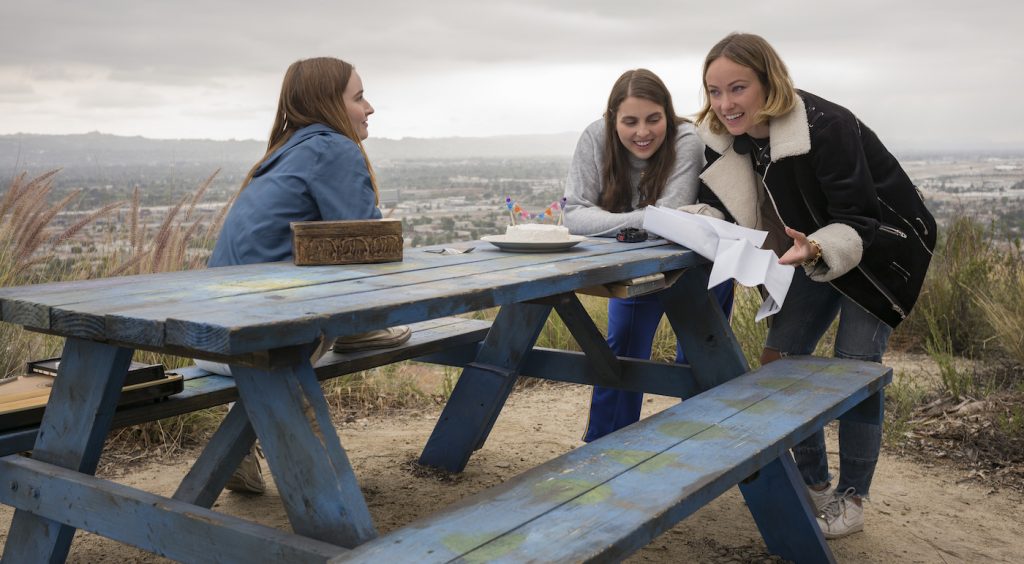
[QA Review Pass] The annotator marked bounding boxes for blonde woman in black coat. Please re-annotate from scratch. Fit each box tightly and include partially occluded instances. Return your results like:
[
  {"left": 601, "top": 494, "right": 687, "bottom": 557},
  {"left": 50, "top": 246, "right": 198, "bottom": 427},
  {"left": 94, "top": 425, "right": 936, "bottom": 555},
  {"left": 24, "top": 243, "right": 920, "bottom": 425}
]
[{"left": 684, "top": 32, "right": 935, "bottom": 539}]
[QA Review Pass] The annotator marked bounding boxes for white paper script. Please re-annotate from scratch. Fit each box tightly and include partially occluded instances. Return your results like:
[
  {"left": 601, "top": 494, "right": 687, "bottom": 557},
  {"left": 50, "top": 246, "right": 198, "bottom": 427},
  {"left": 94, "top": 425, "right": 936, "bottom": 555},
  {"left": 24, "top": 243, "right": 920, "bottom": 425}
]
[{"left": 642, "top": 206, "right": 794, "bottom": 321}]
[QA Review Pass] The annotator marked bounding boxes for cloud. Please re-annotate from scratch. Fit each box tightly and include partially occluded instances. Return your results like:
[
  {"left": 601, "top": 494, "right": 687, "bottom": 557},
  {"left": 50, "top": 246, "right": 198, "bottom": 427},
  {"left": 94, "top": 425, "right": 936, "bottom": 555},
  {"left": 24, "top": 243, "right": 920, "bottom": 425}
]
[{"left": 0, "top": 0, "right": 1022, "bottom": 148}]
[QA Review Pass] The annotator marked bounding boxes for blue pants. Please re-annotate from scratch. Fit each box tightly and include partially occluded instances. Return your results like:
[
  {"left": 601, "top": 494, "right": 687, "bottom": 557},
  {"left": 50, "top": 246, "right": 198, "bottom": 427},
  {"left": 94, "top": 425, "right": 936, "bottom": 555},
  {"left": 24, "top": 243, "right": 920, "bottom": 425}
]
[
  {"left": 767, "top": 268, "right": 892, "bottom": 498},
  {"left": 582, "top": 281, "right": 734, "bottom": 442}
]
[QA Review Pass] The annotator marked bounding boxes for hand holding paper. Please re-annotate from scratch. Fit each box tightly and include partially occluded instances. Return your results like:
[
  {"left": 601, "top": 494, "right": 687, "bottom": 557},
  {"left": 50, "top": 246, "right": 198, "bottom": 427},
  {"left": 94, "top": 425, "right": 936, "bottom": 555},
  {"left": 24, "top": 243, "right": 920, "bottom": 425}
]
[{"left": 642, "top": 206, "right": 795, "bottom": 321}]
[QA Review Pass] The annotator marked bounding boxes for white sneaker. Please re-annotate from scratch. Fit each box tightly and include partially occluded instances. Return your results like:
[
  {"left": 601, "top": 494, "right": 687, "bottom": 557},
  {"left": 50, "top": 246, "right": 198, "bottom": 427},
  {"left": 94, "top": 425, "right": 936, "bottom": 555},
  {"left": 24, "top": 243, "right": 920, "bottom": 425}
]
[
  {"left": 332, "top": 326, "right": 412, "bottom": 352},
  {"left": 807, "top": 482, "right": 836, "bottom": 512},
  {"left": 226, "top": 445, "right": 266, "bottom": 494},
  {"left": 816, "top": 487, "right": 864, "bottom": 539}
]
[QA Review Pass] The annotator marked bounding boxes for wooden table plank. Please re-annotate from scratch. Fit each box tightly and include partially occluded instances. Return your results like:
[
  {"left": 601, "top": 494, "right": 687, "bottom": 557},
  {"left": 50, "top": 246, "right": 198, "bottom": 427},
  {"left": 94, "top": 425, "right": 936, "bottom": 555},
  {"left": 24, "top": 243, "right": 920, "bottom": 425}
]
[
  {"left": 7, "top": 240, "right": 671, "bottom": 349},
  {"left": 154, "top": 246, "right": 705, "bottom": 355},
  {"left": 14, "top": 243, "right": 696, "bottom": 356},
  {"left": 0, "top": 238, "right": 625, "bottom": 331}
]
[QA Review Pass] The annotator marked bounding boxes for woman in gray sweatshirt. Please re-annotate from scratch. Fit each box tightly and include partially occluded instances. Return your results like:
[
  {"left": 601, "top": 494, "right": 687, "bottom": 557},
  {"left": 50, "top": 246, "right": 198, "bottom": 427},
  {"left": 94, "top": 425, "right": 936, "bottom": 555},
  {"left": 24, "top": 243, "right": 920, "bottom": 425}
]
[{"left": 563, "top": 69, "right": 733, "bottom": 442}]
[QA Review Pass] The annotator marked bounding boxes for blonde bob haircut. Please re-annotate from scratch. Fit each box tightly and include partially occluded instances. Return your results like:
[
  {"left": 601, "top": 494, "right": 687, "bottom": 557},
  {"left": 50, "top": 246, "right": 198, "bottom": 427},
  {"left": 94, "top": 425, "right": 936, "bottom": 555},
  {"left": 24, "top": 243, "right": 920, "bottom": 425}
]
[
  {"left": 243, "top": 57, "right": 378, "bottom": 203},
  {"left": 696, "top": 33, "right": 798, "bottom": 136}
]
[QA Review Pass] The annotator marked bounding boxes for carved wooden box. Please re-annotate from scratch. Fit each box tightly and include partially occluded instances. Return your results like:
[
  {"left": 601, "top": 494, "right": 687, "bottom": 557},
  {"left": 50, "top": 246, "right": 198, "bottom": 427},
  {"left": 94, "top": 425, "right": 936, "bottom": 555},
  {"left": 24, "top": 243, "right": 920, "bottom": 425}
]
[{"left": 291, "top": 218, "right": 403, "bottom": 266}]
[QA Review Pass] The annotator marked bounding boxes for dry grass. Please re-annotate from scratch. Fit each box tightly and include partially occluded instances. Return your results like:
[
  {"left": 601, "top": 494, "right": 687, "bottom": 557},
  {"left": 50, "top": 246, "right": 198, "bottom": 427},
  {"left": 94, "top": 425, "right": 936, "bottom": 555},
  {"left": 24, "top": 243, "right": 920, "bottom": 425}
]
[
  {"left": 0, "top": 168, "right": 238, "bottom": 451},
  {"left": 0, "top": 171, "right": 126, "bottom": 376},
  {"left": 111, "top": 169, "right": 235, "bottom": 277},
  {"left": 0, "top": 170, "right": 123, "bottom": 283}
]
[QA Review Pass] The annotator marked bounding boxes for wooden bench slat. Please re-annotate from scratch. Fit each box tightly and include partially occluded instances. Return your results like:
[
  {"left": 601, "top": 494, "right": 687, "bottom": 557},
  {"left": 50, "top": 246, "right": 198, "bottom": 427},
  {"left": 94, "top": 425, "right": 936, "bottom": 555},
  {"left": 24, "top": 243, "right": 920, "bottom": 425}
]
[
  {"left": 334, "top": 357, "right": 891, "bottom": 563},
  {"left": 0, "top": 317, "right": 491, "bottom": 457},
  {"left": 0, "top": 456, "right": 346, "bottom": 564}
]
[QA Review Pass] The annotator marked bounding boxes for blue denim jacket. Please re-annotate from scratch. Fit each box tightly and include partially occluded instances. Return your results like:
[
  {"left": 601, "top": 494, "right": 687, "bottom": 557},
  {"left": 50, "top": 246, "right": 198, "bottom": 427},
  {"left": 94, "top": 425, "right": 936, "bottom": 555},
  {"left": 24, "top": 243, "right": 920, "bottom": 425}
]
[{"left": 209, "top": 123, "right": 381, "bottom": 267}]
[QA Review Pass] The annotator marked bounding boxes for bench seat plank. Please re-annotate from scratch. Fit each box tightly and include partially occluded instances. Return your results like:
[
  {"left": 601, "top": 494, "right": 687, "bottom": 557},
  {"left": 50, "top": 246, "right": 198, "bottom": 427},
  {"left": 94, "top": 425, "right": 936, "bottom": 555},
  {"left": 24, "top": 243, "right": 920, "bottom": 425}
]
[
  {"left": 0, "top": 317, "right": 491, "bottom": 457},
  {"left": 0, "top": 456, "right": 346, "bottom": 564},
  {"left": 335, "top": 356, "right": 891, "bottom": 563}
]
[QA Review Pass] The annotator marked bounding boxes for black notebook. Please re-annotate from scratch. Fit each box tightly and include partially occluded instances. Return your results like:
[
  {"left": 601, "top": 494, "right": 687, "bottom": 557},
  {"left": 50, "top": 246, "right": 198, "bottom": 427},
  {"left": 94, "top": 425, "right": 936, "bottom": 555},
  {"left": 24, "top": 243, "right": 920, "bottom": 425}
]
[{"left": 26, "top": 358, "right": 166, "bottom": 387}]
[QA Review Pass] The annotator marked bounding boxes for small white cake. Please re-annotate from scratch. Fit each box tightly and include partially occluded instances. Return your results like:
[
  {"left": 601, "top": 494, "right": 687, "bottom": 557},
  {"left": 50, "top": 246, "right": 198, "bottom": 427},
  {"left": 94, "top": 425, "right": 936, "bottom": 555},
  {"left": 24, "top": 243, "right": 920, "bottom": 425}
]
[{"left": 504, "top": 224, "right": 571, "bottom": 243}]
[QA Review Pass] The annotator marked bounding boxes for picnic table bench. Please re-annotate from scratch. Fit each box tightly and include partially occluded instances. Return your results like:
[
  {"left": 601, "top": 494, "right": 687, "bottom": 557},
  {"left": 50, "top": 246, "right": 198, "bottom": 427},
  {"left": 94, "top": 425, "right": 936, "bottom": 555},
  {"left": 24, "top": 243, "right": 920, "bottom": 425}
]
[
  {"left": 0, "top": 237, "right": 890, "bottom": 563},
  {"left": 339, "top": 356, "right": 890, "bottom": 563},
  {"left": 0, "top": 316, "right": 492, "bottom": 457}
]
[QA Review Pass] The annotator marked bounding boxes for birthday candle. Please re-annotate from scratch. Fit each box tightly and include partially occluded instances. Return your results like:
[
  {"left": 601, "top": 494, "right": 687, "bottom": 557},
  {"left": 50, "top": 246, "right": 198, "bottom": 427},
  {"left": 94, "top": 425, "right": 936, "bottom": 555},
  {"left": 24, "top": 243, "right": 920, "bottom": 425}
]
[{"left": 506, "top": 196, "right": 516, "bottom": 225}]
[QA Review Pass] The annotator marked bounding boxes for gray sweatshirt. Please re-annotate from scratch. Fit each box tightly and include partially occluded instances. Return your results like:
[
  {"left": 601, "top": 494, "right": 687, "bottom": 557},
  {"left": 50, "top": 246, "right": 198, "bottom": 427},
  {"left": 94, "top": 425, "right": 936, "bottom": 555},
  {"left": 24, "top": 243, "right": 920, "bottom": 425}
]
[{"left": 562, "top": 119, "right": 705, "bottom": 237}]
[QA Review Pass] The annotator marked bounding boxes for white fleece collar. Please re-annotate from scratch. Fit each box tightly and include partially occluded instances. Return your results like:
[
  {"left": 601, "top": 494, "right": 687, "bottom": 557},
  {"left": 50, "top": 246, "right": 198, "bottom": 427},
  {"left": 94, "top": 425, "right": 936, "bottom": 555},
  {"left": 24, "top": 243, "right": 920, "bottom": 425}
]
[{"left": 698, "top": 94, "right": 811, "bottom": 161}]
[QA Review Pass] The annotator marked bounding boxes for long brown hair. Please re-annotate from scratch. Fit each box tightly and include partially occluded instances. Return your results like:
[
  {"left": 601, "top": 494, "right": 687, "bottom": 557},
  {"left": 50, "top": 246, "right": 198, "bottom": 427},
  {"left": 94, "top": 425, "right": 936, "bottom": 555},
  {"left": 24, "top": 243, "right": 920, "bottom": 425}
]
[
  {"left": 599, "top": 69, "right": 685, "bottom": 213},
  {"left": 695, "top": 33, "right": 797, "bottom": 136},
  {"left": 242, "top": 57, "right": 378, "bottom": 203}
]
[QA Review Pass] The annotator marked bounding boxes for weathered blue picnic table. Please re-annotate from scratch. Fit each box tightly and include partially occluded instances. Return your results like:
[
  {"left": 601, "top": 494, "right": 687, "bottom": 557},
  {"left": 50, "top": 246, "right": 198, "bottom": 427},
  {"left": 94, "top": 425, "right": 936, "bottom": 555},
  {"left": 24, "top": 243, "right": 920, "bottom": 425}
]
[{"left": 0, "top": 237, "right": 890, "bottom": 563}]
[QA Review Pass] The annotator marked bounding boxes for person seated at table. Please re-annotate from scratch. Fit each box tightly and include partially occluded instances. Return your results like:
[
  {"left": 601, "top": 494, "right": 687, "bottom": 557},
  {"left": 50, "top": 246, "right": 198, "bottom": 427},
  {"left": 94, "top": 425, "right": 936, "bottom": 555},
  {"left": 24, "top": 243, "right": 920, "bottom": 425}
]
[
  {"left": 686, "top": 32, "right": 935, "bottom": 538},
  {"left": 197, "top": 56, "right": 410, "bottom": 494},
  {"left": 562, "top": 68, "right": 734, "bottom": 443}
]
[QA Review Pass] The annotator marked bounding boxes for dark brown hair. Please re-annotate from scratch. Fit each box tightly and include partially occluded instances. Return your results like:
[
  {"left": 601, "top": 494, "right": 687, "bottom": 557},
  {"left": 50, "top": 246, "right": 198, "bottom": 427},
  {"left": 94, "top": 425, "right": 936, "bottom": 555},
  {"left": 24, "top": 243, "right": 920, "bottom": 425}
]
[
  {"left": 599, "top": 69, "right": 685, "bottom": 213},
  {"left": 242, "top": 57, "right": 378, "bottom": 202}
]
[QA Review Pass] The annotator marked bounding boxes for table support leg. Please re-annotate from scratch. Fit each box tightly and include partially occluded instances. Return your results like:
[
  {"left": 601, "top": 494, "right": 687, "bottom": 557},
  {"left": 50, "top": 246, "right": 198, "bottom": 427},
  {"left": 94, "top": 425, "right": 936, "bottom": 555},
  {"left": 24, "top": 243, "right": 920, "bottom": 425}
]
[
  {"left": 230, "top": 345, "right": 376, "bottom": 548},
  {"left": 738, "top": 454, "right": 836, "bottom": 564},
  {"left": 659, "top": 266, "right": 749, "bottom": 390},
  {"left": 419, "top": 301, "right": 552, "bottom": 472},
  {"left": 2, "top": 338, "right": 133, "bottom": 564},
  {"left": 173, "top": 401, "right": 257, "bottom": 507},
  {"left": 550, "top": 294, "right": 623, "bottom": 387}
]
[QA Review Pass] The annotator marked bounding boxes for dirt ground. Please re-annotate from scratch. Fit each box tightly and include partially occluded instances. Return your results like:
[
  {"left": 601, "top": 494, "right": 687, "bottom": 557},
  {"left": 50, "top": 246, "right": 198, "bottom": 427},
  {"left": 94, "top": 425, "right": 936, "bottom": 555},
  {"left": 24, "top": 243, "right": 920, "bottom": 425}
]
[{"left": 1, "top": 355, "right": 1022, "bottom": 563}]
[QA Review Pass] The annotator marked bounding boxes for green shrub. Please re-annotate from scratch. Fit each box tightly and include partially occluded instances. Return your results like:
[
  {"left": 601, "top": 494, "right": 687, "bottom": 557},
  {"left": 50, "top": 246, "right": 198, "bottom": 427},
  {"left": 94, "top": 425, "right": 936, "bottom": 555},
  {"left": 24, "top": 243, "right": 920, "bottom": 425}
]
[
  {"left": 897, "top": 214, "right": 1011, "bottom": 356},
  {"left": 976, "top": 245, "right": 1024, "bottom": 367}
]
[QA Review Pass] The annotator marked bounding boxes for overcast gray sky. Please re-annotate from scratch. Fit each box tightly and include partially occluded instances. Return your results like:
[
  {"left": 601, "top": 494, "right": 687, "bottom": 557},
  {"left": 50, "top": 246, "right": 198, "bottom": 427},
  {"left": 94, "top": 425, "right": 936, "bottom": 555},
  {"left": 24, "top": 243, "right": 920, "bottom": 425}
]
[{"left": 2, "top": 1, "right": 1022, "bottom": 151}]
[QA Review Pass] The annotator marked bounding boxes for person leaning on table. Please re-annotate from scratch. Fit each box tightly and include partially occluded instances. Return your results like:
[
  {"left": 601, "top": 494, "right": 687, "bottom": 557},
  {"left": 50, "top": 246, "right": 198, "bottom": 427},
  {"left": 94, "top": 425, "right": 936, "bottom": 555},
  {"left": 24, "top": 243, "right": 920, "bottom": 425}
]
[
  {"left": 561, "top": 68, "right": 734, "bottom": 443},
  {"left": 196, "top": 57, "right": 411, "bottom": 494},
  {"left": 681, "top": 32, "right": 936, "bottom": 538}
]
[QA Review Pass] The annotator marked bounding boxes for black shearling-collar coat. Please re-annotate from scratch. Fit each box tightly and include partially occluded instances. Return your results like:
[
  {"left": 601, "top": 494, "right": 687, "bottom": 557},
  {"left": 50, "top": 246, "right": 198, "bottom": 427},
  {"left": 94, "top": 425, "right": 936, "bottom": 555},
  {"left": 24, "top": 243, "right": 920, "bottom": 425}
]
[{"left": 682, "top": 90, "right": 936, "bottom": 327}]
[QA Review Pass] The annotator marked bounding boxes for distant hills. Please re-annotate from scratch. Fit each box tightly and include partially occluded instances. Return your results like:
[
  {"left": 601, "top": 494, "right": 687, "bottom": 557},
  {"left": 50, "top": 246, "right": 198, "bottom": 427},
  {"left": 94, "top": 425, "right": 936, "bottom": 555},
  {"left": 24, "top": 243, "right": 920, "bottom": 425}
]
[
  {"left": 4, "top": 130, "right": 1014, "bottom": 174},
  {"left": 0, "top": 131, "right": 581, "bottom": 170}
]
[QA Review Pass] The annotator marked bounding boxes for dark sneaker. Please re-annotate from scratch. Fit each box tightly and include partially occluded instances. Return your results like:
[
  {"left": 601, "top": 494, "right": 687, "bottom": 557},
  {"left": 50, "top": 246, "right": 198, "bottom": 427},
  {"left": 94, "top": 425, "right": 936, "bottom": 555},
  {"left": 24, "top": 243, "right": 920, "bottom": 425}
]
[
  {"left": 226, "top": 446, "right": 266, "bottom": 494},
  {"left": 817, "top": 487, "right": 864, "bottom": 539},
  {"left": 332, "top": 326, "right": 412, "bottom": 352}
]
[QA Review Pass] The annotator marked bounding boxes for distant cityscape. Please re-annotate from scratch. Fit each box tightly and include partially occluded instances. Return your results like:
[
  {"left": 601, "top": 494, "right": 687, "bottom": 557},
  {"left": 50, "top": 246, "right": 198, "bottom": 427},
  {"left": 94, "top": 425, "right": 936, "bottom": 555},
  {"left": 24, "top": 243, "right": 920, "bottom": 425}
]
[{"left": 3, "top": 132, "right": 1023, "bottom": 263}]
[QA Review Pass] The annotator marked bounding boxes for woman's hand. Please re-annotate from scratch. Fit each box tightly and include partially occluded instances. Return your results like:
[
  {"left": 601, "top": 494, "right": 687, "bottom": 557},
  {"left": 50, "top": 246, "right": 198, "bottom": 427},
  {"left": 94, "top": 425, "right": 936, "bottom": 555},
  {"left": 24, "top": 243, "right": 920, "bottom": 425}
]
[{"left": 779, "top": 226, "right": 818, "bottom": 266}]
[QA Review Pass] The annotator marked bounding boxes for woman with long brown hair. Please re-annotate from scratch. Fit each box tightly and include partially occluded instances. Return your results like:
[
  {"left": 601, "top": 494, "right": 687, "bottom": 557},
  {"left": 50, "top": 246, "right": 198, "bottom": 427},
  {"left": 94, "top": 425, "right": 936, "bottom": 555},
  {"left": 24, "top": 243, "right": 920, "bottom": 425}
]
[
  {"left": 562, "top": 68, "right": 733, "bottom": 442},
  {"left": 202, "top": 57, "right": 409, "bottom": 494},
  {"left": 212, "top": 56, "right": 381, "bottom": 266}
]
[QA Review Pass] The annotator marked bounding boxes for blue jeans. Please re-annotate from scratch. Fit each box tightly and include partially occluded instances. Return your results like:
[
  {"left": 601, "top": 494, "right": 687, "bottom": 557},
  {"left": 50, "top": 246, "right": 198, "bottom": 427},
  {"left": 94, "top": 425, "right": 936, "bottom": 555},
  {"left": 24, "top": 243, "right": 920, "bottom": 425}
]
[
  {"left": 766, "top": 268, "right": 892, "bottom": 498},
  {"left": 583, "top": 282, "right": 734, "bottom": 442}
]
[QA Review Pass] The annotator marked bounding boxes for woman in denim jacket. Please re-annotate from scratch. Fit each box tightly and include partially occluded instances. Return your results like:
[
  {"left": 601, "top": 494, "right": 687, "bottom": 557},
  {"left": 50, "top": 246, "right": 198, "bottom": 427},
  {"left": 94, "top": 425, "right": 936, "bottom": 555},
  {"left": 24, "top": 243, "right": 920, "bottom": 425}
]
[{"left": 202, "top": 57, "right": 410, "bottom": 493}]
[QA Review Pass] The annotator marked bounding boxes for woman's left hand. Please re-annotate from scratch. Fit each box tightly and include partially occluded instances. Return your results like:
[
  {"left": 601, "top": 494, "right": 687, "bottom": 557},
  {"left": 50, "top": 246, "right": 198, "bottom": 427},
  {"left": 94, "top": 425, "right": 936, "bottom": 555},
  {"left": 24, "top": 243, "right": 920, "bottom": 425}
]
[{"left": 779, "top": 226, "right": 815, "bottom": 266}]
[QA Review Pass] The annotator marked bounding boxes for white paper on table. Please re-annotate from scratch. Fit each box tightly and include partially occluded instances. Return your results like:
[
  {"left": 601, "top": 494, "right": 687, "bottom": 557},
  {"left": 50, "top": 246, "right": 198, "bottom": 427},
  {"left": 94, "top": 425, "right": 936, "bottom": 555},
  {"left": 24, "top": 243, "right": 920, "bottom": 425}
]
[{"left": 643, "top": 206, "right": 795, "bottom": 321}]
